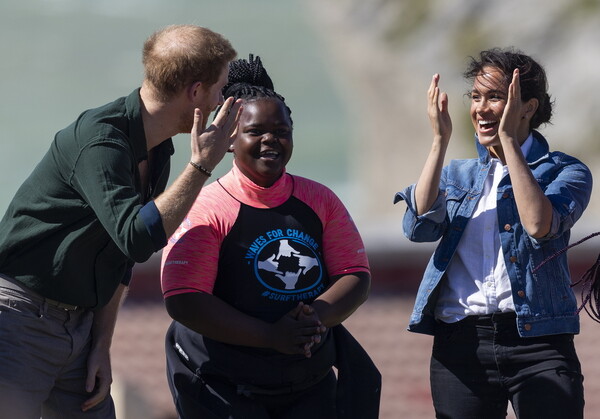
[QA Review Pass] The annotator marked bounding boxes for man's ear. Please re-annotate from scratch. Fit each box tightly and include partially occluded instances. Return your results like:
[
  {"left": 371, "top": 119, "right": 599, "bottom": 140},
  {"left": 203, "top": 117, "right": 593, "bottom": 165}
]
[{"left": 188, "top": 81, "right": 204, "bottom": 101}]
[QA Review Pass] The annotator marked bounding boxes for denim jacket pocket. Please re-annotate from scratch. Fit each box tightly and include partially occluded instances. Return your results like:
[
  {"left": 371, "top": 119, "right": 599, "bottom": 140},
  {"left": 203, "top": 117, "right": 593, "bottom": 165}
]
[{"left": 444, "top": 185, "right": 468, "bottom": 212}]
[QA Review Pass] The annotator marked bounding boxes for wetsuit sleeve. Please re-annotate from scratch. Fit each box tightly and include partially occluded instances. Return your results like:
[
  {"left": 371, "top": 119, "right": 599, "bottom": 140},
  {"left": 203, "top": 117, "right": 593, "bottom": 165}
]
[
  {"left": 295, "top": 179, "right": 370, "bottom": 276},
  {"left": 161, "top": 187, "right": 239, "bottom": 298},
  {"left": 322, "top": 193, "right": 370, "bottom": 276}
]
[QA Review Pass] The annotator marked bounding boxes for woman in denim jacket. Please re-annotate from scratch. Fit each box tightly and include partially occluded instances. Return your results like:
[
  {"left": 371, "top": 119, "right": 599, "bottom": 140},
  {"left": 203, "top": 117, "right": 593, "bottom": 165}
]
[{"left": 395, "top": 48, "right": 592, "bottom": 418}]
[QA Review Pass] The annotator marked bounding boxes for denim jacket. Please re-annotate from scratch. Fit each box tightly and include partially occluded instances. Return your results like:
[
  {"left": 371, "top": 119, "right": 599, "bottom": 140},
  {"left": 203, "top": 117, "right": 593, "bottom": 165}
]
[{"left": 394, "top": 131, "right": 593, "bottom": 337}]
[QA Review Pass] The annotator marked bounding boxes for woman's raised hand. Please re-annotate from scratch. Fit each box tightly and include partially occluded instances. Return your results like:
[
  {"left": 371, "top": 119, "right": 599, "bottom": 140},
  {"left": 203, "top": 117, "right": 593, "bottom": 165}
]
[
  {"left": 428, "top": 74, "right": 452, "bottom": 145},
  {"left": 498, "top": 69, "right": 523, "bottom": 142}
]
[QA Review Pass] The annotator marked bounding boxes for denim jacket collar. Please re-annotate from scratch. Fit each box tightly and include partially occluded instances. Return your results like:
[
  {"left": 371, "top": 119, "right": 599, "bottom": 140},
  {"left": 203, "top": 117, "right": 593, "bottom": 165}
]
[{"left": 475, "top": 130, "right": 550, "bottom": 166}]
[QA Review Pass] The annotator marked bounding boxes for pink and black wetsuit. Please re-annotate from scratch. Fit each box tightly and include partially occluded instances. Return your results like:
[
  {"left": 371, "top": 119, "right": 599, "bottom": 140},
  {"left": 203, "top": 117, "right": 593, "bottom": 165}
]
[{"left": 161, "top": 162, "right": 370, "bottom": 391}]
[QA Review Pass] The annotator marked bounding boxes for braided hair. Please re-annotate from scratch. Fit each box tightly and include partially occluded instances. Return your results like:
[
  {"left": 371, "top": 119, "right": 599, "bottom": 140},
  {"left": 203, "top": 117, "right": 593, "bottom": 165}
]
[
  {"left": 533, "top": 232, "right": 600, "bottom": 322},
  {"left": 222, "top": 54, "right": 293, "bottom": 125}
]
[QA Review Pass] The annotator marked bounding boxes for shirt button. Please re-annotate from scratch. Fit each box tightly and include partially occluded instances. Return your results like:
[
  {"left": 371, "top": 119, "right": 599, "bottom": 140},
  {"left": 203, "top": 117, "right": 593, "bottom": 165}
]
[
  {"left": 510, "top": 256, "right": 518, "bottom": 263},
  {"left": 524, "top": 324, "right": 532, "bottom": 331},
  {"left": 504, "top": 224, "right": 512, "bottom": 231},
  {"left": 518, "top": 290, "right": 525, "bottom": 297},
  {"left": 502, "top": 193, "right": 509, "bottom": 199}
]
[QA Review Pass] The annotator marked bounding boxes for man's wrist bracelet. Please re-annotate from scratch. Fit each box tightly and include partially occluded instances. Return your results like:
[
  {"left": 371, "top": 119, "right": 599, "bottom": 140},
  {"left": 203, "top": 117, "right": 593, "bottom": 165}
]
[{"left": 189, "top": 161, "right": 212, "bottom": 177}]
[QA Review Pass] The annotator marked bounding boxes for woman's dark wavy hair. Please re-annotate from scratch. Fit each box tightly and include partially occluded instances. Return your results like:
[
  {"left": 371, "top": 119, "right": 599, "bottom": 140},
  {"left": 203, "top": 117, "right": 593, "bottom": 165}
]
[
  {"left": 221, "top": 54, "right": 292, "bottom": 125},
  {"left": 464, "top": 47, "right": 553, "bottom": 130}
]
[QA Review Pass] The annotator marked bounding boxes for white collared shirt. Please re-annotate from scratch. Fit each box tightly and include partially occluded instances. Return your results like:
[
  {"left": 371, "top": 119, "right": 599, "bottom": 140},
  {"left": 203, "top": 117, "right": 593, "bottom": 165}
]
[{"left": 435, "top": 135, "right": 533, "bottom": 323}]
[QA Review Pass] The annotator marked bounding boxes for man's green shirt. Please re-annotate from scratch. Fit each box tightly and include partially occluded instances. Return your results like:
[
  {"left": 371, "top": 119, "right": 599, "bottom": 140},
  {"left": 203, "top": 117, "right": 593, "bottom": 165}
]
[{"left": 0, "top": 89, "right": 173, "bottom": 308}]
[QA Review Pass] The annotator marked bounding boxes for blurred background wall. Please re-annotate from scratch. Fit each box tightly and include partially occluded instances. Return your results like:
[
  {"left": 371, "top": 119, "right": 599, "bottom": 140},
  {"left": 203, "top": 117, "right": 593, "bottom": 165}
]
[{"left": 2, "top": 0, "right": 600, "bottom": 417}]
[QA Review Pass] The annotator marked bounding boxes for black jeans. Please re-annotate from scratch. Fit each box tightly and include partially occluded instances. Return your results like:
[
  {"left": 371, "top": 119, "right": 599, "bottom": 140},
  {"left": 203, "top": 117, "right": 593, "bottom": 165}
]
[{"left": 431, "top": 312, "right": 584, "bottom": 419}]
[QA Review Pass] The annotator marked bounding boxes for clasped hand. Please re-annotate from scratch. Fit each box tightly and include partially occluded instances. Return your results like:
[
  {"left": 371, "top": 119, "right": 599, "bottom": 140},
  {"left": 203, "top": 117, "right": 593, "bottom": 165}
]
[{"left": 270, "top": 302, "right": 326, "bottom": 358}]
